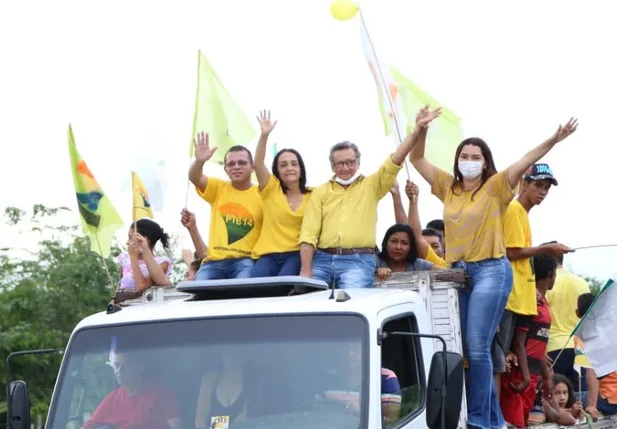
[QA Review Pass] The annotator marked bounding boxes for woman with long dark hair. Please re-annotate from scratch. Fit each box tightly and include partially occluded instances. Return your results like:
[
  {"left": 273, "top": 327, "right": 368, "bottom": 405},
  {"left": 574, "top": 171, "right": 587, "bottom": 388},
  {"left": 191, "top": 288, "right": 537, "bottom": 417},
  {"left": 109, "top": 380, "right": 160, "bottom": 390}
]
[
  {"left": 407, "top": 106, "right": 577, "bottom": 429},
  {"left": 375, "top": 224, "right": 443, "bottom": 281},
  {"left": 250, "top": 110, "right": 312, "bottom": 276}
]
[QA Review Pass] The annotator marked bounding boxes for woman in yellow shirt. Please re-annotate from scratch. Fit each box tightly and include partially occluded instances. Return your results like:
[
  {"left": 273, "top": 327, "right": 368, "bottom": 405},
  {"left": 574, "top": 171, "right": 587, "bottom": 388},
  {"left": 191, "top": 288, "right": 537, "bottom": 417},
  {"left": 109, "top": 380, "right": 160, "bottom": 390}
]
[
  {"left": 251, "top": 110, "right": 312, "bottom": 277},
  {"left": 407, "top": 106, "right": 578, "bottom": 429}
]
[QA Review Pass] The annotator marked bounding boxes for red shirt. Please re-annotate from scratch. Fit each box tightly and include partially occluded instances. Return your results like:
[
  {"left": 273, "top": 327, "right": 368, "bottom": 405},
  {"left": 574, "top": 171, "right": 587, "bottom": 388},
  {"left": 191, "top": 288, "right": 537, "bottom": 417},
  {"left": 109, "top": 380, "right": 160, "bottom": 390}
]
[
  {"left": 83, "top": 382, "right": 179, "bottom": 429},
  {"left": 517, "top": 294, "right": 552, "bottom": 374}
]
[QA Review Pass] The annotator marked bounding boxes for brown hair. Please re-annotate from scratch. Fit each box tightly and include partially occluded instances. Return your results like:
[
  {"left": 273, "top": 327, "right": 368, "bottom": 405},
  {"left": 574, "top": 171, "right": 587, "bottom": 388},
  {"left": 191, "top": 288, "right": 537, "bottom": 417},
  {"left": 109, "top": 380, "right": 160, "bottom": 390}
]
[{"left": 451, "top": 137, "right": 498, "bottom": 200}]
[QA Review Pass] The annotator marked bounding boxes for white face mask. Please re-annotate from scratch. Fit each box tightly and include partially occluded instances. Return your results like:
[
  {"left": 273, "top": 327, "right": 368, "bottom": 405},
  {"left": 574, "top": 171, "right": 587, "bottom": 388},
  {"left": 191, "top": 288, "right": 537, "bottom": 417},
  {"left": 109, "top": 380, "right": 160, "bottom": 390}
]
[
  {"left": 458, "top": 160, "right": 483, "bottom": 180},
  {"left": 335, "top": 170, "right": 362, "bottom": 186}
]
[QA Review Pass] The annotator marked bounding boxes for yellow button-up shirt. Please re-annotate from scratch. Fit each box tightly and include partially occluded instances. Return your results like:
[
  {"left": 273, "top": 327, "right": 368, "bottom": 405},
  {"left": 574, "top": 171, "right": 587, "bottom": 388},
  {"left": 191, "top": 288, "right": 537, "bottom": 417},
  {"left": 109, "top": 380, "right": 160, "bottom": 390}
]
[{"left": 299, "top": 156, "right": 401, "bottom": 249}]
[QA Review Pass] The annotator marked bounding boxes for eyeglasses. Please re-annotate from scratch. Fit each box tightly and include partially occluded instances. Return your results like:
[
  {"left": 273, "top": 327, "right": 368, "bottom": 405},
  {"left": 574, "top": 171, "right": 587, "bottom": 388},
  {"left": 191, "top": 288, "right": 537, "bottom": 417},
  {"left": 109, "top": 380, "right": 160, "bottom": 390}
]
[
  {"left": 225, "top": 160, "right": 250, "bottom": 168},
  {"left": 332, "top": 159, "right": 357, "bottom": 169}
]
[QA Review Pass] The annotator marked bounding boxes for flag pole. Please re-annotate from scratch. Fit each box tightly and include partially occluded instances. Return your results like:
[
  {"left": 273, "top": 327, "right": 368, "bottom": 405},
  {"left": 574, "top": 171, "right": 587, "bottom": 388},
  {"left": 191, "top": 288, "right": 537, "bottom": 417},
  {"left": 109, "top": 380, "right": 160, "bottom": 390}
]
[
  {"left": 359, "top": 9, "right": 411, "bottom": 180},
  {"left": 186, "top": 49, "right": 203, "bottom": 209},
  {"left": 93, "top": 232, "right": 117, "bottom": 296}
]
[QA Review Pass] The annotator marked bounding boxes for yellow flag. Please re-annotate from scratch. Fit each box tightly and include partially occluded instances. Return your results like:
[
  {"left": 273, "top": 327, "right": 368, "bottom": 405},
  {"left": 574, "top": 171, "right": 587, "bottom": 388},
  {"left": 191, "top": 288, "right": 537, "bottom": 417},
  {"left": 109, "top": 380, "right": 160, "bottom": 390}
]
[
  {"left": 131, "top": 171, "right": 154, "bottom": 221},
  {"left": 190, "top": 50, "right": 256, "bottom": 165},
  {"left": 68, "top": 125, "right": 123, "bottom": 258}
]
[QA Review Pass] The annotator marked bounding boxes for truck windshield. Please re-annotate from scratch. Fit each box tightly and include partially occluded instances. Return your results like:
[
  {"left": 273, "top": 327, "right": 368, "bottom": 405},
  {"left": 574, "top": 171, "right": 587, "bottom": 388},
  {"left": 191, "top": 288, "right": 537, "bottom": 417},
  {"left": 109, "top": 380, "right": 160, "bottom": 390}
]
[{"left": 48, "top": 314, "right": 367, "bottom": 429}]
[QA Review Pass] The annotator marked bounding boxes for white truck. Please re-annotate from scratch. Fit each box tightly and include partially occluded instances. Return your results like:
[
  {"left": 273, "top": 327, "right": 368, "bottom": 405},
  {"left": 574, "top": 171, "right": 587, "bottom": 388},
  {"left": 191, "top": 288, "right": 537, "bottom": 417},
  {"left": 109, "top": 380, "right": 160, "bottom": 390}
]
[{"left": 5, "top": 271, "right": 615, "bottom": 429}]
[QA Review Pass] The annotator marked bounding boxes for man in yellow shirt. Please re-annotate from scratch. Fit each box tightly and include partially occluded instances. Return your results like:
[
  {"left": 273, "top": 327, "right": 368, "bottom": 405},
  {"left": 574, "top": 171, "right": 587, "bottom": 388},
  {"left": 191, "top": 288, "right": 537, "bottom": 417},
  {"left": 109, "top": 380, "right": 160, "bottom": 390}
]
[
  {"left": 546, "top": 259, "right": 591, "bottom": 390},
  {"left": 188, "top": 132, "right": 263, "bottom": 280},
  {"left": 493, "top": 163, "right": 573, "bottom": 395},
  {"left": 298, "top": 134, "right": 419, "bottom": 288}
]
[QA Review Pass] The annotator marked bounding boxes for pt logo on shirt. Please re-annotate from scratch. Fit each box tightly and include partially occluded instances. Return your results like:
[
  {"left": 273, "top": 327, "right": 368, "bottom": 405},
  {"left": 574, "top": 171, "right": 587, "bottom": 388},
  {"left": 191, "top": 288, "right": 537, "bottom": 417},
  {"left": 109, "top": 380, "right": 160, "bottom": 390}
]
[{"left": 219, "top": 202, "right": 254, "bottom": 244}]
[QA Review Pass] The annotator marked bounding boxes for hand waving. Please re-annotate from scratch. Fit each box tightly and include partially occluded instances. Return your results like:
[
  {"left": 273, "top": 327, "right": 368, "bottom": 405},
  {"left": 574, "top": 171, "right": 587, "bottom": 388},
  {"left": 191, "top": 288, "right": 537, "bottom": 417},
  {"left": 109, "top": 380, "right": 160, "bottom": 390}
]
[
  {"left": 193, "top": 132, "right": 218, "bottom": 162},
  {"left": 415, "top": 105, "right": 442, "bottom": 129},
  {"left": 257, "top": 110, "right": 278, "bottom": 135},
  {"left": 551, "top": 117, "right": 578, "bottom": 144}
]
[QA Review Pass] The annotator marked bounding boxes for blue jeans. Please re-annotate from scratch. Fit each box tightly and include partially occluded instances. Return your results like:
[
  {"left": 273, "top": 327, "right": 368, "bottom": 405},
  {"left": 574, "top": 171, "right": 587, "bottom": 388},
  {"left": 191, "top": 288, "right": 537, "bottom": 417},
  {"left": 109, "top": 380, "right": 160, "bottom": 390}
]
[
  {"left": 453, "top": 256, "right": 513, "bottom": 429},
  {"left": 251, "top": 251, "right": 301, "bottom": 277},
  {"left": 195, "top": 257, "right": 254, "bottom": 280},
  {"left": 311, "top": 250, "right": 376, "bottom": 289}
]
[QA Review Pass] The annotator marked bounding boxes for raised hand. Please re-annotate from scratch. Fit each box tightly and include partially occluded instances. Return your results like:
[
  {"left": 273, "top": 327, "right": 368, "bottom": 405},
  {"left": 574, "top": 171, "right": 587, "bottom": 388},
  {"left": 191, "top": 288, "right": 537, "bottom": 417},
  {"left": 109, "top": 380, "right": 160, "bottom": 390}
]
[
  {"left": 405, "top": 180, "right": 419, "bottom": 203},
  {"left": 180, "top": 208, "right": 197, "bottom": 229},
  {"left": 415, "top": 105, "right": 442, "bottom": 129},
  {"left": 390, "top": 181, "right": 400, "bottom": 196},
  {"left": 550, "top": 117, "right": 578, "bottom": 144},
  {"left": 193, "top": 132, "right": 218, "bottom": 162},
  {"left": 256, "top": 110, "right": 278, "bottom": 135}
]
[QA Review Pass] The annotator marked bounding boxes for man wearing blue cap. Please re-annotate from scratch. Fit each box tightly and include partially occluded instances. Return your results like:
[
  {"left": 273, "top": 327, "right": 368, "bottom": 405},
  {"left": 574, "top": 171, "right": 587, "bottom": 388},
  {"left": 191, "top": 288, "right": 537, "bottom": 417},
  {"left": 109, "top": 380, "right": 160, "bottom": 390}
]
[{"left": 493, "top": 164, "right": 574, "bottom": 407}]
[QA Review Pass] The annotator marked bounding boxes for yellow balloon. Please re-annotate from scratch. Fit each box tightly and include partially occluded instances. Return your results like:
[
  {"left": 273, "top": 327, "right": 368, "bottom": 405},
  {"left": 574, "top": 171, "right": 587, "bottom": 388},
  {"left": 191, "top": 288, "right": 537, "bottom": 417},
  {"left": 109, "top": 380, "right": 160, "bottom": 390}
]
[{"left": 330, "top": 0, "right": 359, "bottom": 21}]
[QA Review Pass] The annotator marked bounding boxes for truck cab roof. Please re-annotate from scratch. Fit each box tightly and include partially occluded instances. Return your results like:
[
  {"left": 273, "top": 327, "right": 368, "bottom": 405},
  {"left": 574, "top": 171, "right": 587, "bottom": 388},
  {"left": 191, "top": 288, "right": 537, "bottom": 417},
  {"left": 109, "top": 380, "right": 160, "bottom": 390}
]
[{"left": 76, "top": 276, "right": 426, "bottom": 331}]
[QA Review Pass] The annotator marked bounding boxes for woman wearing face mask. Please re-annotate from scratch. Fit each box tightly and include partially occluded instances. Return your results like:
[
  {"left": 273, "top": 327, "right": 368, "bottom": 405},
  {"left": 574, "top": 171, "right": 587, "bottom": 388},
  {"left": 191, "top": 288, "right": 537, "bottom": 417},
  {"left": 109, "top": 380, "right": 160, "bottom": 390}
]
[
  {"left": 406, "top": 106, "right": 578, "bottom": 429},
  {"left": 250, "top": 110, "right": 312, "bottom": 277}
]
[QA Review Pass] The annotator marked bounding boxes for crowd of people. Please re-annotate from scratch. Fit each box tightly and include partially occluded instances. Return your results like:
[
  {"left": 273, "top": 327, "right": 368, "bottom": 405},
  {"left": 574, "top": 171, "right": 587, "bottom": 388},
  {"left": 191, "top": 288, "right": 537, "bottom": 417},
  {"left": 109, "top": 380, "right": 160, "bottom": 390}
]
[{"left": 109, "top": 106, "right": 617, "bottom": 428}]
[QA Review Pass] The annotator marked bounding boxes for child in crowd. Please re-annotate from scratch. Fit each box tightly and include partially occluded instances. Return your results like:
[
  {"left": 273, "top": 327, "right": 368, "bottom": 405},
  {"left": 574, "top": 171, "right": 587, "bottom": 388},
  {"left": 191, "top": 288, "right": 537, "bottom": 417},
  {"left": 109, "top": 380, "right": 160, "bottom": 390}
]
[{"left": 117, "top": 218, "right": 173, "bottom": 293}]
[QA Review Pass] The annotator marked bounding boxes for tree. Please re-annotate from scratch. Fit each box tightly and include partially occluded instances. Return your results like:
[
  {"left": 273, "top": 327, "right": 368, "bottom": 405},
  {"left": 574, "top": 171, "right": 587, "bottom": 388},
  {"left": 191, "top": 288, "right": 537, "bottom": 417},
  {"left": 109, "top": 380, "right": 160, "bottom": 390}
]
[
  {"left": 581, "top": 275, "right": 604, "bottom": 296},
  {"left": 0, "top": 205, "right": 120, "bottom": 423}
]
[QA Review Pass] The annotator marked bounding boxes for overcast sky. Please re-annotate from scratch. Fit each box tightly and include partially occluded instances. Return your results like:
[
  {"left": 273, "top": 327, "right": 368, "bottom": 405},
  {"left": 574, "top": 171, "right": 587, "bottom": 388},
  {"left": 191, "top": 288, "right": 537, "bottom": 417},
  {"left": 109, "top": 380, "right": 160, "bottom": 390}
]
[{"left": 1, "top": 0, "right": 615, "bottom": 281}]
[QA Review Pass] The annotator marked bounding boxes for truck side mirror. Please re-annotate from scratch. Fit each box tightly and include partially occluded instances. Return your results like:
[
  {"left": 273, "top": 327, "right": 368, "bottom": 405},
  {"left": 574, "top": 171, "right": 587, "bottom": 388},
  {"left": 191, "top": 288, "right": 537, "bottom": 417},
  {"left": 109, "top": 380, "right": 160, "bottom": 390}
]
[
  {"left": 426, "top": 351, "right": 464, "bottom": 429},
  {"left": 9, "top": 380, "right": 31, "bottom": 429}
]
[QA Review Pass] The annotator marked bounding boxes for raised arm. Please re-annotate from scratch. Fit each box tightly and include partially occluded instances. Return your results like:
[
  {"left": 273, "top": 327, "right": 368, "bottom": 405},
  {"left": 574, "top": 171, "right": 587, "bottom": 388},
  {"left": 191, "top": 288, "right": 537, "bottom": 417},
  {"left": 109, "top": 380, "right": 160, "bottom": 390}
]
[
  {"left": 404, "top": 180, "right": 430, "bottom": 259},
  {"left": 506, "top": 118, "right": 578, "bottom": 189},
  {"left": 407, "top": 106, "right": 442, "bottom": 186},
  {"left": 392, "top": 106, "right": 440, "bottom": 167},
  {"left": 181, "top": 209, "right": 208, "bottom": 259},
  {"left": 254, "top": 110, "right": 278, "bottom": 190},
  {"left": 189, "top": 132, "right": 218, "bottom": 193},
  {"left": 390, "top": 182, "right": 407, "bottom": 224}
]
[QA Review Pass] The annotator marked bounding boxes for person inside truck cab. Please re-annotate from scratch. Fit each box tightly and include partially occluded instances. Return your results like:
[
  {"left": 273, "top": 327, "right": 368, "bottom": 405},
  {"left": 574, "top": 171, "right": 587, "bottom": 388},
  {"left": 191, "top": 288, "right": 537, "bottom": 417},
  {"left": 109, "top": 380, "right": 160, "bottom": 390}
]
[
  {"left": 375, "top": 224, "right": 444, "bottom": 281},
  {"left": 321, "top": 342, "right": 402, "bottom": 424},
  {"left": 298, "top": 131, "right": 420, "bottom": 289},
  {"left": 117, "top": 219, "right": 173, "bottom": 294},
  {"left": 407, "top": 105, "right": 578, "bottom": 429},
  {"left": 249, "top": 111, "right": 313, "bottom": 277},
  {"left": 189, "top": 133, "right": 263, "bottom": 280},
  {"left": 83, "top": 351, "right": 181, "bottom": 429}
]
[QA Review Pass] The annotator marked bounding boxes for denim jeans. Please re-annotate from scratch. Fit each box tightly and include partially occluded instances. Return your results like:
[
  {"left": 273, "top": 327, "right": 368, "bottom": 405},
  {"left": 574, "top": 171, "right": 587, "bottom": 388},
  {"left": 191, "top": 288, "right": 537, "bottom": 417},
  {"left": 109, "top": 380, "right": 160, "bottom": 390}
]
[
  {"left": 453, "top": 256, "right": 513, "bottom": 429},
  {"left": 195, "top": 257, "right": 254, "bottom": 280},
  {"left": 251, "top": 251, "right": 301, "bottom": 277},
  {"left": 311, "top": 250, "right": 376, "bottom": 289}
]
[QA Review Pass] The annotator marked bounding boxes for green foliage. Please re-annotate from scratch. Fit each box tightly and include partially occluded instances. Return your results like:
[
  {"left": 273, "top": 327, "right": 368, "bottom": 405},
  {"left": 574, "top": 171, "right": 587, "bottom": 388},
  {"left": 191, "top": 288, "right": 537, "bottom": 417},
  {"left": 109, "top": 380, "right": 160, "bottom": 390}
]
[
  {"left": 0, "top": 205, "right": 121, "bottom": 424},
  {"left": 583, "top": 276, "right": 605, "bottom": 296}
]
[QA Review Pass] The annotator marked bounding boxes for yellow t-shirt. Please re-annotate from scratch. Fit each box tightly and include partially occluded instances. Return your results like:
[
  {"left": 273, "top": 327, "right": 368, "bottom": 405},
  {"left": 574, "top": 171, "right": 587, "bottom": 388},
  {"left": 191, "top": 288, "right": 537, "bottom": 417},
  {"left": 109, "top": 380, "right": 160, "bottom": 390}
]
[
  {"left": 252, "top": 175, "right": 311, "bottom": 258},
  {"left": 425, "top": 246, "right": 449, "bottom": 268},
  {"left": 432, "top": 168, "right": 515, "bottom": 264},
  {"left": 196, "top": 178, "right": 263, "bottom": 262},
  {"left": 504, "top": 200, "right": 537, "bottom": 315},
  {"left": 546, "top": 268, "right": 591, "bottom": 352},
  {"left": 299, "top": 156, "right": 402, "bottom": 249}
]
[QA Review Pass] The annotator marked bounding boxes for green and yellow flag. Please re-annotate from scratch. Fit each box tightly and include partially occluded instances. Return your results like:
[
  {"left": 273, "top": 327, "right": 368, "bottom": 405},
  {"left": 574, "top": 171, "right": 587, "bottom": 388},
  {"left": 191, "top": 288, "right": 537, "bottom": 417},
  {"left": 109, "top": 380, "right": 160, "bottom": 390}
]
[
  {"left": 391, "top": 68, "right": 463, "bottom": 171},
  {"left": 131, "top": 171, "right": 154, "bottom": 221},
  {"left": 68, "top": 125, "right": 123, "bottom": 258},
  {"left": 190, "top": 50, "right": 256, "bottom": 165}
]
